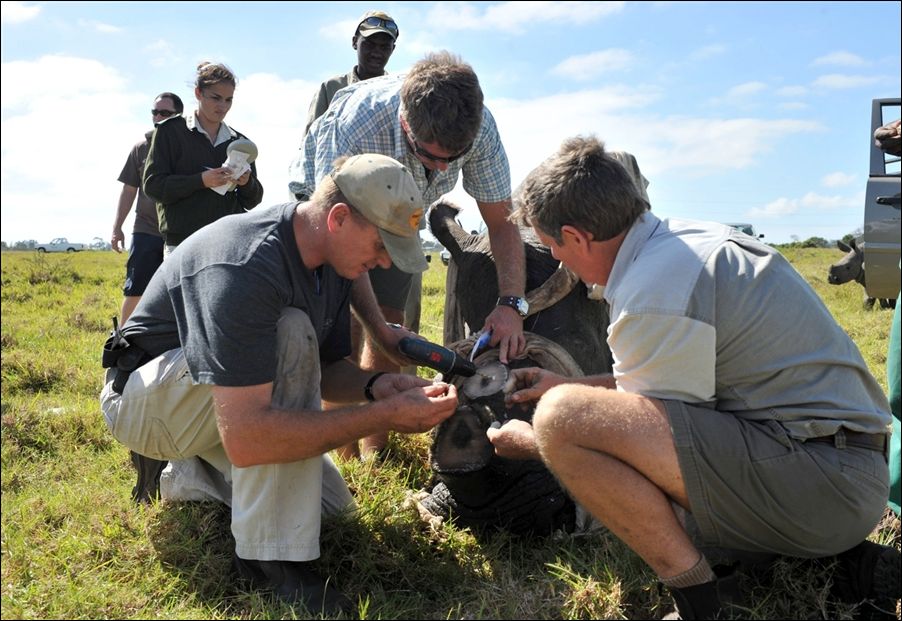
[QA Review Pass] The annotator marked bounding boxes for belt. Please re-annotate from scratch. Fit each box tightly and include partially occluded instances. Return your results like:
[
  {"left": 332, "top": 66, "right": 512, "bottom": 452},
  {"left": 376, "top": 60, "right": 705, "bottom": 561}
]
[{"left": 807, "top": 429, "right": 887, "bottom": 452}]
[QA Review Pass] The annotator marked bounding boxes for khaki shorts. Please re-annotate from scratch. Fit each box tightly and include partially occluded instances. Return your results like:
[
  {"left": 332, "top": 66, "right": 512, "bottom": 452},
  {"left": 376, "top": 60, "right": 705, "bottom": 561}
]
[{"left": 666, "top": 400, "right": 889, "bottom": 558}]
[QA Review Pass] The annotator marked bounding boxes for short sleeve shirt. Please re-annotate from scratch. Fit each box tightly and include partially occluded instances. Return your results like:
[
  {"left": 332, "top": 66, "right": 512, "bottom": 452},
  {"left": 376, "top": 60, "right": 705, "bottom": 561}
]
[
  {"left": 603, "top": 212, "right": 891, "bottom": 438},
  {"left": 123, "top": 202, "right": 352, "bottom": 386},
  {"left": 117, "top": 131, "right": 160, "bottom": 237}
]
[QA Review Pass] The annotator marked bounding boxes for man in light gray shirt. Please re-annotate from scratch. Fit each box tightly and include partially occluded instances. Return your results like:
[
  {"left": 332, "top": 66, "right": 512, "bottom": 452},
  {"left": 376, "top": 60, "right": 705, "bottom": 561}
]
[{"left": 489, "top": 135, "right": 897, "bottom": 619}]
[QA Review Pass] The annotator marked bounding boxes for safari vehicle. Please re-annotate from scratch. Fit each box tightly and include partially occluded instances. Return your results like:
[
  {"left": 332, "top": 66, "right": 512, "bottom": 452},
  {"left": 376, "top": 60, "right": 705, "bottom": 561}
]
[
  {"left": 35, "top": 237, "right": 85, "bottom": 253},
  {"left": 724, "top": 223, "right": 764, "bottom": 239},
  {"left": 864, "top": 97, "right": 901, "bottom": 299}
]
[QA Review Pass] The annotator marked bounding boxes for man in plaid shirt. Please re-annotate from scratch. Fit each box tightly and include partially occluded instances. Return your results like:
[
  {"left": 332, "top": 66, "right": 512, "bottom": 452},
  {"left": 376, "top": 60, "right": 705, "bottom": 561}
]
[{"left": 289, "top": 51, "right": 526, "bottom": 458}]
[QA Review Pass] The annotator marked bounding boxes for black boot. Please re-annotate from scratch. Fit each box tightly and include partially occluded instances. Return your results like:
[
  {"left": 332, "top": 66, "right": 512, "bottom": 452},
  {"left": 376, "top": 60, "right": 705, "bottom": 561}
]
[
  {"left": 233, "top": 553, "right": 354, "bottom": 616},
  {"left": 830, "top": 540, "right": 901, "bottom": 621},
  {"left": 129, "top": 450, "right": 167, "bottom": 504},
  {"left": 663, "top": 565, "right": 743, "bottom": 620}
]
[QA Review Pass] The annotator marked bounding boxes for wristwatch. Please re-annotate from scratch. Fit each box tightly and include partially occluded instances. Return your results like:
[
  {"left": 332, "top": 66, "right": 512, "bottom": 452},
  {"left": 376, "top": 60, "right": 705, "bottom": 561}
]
[{"left": 496, "top": 295, "right": 529, "bottom": 318}]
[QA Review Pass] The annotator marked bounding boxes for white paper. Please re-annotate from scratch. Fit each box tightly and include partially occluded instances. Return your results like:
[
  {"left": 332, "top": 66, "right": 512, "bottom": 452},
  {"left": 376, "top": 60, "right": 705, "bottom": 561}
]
[{"left": 211, "top": 151, "right": 251, "bottom": 195}]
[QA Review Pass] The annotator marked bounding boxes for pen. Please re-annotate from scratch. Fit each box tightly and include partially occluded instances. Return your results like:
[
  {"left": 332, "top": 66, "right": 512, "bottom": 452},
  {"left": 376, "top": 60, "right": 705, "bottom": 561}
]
[{"left": 470, "top": 328, "right": 493, "bottom": 361}]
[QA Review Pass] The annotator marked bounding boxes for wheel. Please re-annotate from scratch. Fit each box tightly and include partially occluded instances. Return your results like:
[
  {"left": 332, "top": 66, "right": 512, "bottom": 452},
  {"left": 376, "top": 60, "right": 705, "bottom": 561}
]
[
  {"left": 66, "top": 248, "right": 75, "bottom": 253},
  {"left": 37, "top": 247, "right": 46, "bottom": 253}
]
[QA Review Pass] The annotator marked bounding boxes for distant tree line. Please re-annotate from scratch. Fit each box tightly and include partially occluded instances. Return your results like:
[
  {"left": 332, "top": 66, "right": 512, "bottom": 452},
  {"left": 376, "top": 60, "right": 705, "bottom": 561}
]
[
  {"left": 1, "top": 238, "right": 112, "bottom": 251},
  {"left": 2, "top": 240, "right": 38, "bottom": 250},
  {"left": 773, "top": 230, "right": 859, "bottom": 250}
]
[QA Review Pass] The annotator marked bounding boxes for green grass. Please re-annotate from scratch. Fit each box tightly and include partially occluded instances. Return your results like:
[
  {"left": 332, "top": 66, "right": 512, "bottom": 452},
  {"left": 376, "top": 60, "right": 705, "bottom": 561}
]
[{"left": 1, "top": 248, "right": 899, "bottom": 619}]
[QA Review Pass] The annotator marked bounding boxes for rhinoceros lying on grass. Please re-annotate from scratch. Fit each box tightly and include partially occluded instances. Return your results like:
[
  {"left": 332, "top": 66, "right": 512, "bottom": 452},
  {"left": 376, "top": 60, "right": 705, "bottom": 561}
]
[{"left": 417, "top": 201, "right": 614, "bottom": 536}]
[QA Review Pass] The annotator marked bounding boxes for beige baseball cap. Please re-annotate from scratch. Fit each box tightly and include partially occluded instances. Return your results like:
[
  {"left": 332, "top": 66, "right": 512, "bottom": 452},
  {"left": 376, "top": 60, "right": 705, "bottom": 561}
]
[{"left": 331, "top": 154, "right": 427, "bottom": 273}]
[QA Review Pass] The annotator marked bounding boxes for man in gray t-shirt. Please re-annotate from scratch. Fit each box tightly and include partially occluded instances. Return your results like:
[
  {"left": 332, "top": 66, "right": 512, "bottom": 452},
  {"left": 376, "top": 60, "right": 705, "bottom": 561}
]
[
  {"left": 101, "top": 154, "right": 457, "bottom": 614},
  {"left": 111, "top": 92, "right": 184, "bottom": 323},
  {"left": 491, "top": 136, "right": 897, "bottom": 619}
]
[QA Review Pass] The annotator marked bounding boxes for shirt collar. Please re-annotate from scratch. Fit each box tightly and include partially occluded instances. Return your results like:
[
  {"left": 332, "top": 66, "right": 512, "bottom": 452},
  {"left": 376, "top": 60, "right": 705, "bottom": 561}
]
[
  {"left": 186, "top": 111, "right": 236, "bottom": 146},
  {"left": 349, "top": 66, "right": 387, "bottom": 84},
  {"left": 604, "top": 211, "right": 661, "bottom": 303}
]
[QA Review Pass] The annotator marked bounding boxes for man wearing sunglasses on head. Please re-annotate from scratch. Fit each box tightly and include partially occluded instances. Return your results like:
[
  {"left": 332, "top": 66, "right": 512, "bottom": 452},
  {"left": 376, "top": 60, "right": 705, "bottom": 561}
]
[
  {"left": 111, "top": 92, "right": 183, "bottom": 327},
  {"left": 289, "top": 52, "right": 527, "bottom": 437},
  {"left": 304, "top": 10, "right": 399, "bottom": 137}
]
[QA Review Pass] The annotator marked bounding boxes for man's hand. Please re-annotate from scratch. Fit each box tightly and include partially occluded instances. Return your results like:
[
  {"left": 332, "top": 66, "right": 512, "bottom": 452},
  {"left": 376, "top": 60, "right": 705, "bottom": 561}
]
[
  {"left": 486, "top": 419, "right": 540, "bottom": 460},
  {"left": 372, "top": 376, "right": 459, "bottom": 433},
  {"left": 369, "top": 371, "right": 432, "bottom": 398},
  {"left": 875, "top": 118, "right": 902, "bottom": 156},
  {"left": 111, "top": 227, "right": 126, "bottom": 253},
  {"left": 484, "top": 304, "right": 525, "bottom": 364},
  {"left": 505, "top": 367, "right": 568, "bottom": 405}
]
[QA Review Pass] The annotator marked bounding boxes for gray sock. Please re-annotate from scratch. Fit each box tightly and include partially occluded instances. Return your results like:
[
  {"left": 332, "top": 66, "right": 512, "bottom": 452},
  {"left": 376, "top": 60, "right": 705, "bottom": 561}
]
[{"left": 660, "top": 556, "right": 717, "bottom": 589}]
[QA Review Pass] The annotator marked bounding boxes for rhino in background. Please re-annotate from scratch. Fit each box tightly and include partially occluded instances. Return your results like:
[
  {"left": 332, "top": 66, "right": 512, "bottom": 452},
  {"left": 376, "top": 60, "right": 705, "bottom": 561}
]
[{"left": 828, "top": 238, "right": 897, "bottom": 310}]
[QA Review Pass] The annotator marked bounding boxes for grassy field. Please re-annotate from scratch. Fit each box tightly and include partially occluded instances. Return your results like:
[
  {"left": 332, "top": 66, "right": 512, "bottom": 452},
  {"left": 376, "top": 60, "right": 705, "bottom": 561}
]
[{"left": 1, "top": 247, "right": 899, "bottom": 620}]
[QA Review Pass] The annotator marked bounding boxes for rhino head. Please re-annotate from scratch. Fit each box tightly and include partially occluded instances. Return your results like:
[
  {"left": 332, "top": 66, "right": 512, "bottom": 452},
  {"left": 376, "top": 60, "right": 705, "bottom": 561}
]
[{"left": 828, "top": 239, "right": 865, "bottom": 286}]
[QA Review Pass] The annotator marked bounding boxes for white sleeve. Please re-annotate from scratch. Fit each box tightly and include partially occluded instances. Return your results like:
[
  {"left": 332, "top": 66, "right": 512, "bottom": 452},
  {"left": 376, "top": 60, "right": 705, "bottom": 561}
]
[{"left": 608, "top": 313, "right": 716, "bottom": 403}]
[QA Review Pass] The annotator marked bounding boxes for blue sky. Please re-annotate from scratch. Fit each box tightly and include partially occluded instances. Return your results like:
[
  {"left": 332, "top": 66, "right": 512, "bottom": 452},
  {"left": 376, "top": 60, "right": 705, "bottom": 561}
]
[{"left": 1, "top": 1, "right": 900, "bottom": 246}]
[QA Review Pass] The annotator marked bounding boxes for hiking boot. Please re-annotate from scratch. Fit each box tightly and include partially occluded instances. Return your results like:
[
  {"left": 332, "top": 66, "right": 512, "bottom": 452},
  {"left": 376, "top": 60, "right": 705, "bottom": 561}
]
[
  {"left": 129, "top": 450, "right": 167, "bottom": 504},
  {"left": 662, "top": 564, "right": 744, "bottom": 620},
  {"left": 233, "top": 553, "right": 354, "bottom": 616},
  {"left": 830, "top": 540, "right": 901, "bottom": 621}
]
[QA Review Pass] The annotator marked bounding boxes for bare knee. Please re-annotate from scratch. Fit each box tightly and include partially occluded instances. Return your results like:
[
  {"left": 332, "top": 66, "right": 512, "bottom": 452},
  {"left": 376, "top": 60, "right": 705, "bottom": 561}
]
[{"left": 533, "top": 384, "right": 597, "bottom": 457}]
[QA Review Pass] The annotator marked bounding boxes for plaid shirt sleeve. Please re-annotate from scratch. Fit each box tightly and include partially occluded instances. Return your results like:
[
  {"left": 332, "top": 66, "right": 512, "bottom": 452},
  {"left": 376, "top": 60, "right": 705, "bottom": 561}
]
[{"left": 288, "top": 80, "right": 400, "bottom": 198}]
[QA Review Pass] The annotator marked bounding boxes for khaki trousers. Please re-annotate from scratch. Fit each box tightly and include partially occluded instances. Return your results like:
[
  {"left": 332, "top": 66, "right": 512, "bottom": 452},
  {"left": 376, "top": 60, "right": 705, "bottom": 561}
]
[{"left": 100, "top": 308, "right": 354, "bottom": 561}]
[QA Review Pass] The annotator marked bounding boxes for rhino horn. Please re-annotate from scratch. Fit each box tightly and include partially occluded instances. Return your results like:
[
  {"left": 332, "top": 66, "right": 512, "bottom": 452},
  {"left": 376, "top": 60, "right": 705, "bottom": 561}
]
[{"left": 525, "top": 265, "right": 580, "bottom": 315}]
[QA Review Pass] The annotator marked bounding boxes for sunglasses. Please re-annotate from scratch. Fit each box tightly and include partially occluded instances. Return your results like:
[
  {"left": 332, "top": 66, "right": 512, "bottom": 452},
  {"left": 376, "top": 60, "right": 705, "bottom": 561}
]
[
  {"left": 151, "top": 109, "right": 177, "bottom": 118},
  {"left": 406, "top": 132, "right": 472, "bottom": 165},
  {"left": 359, "top": 16, "right": 399, "bottom": 37}
]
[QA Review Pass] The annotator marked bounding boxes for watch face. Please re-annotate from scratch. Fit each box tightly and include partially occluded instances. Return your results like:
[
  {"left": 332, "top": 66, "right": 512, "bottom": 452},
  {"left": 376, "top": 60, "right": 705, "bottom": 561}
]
[{"left": 498, "top": 296, "right": 528, "bottom": 317}]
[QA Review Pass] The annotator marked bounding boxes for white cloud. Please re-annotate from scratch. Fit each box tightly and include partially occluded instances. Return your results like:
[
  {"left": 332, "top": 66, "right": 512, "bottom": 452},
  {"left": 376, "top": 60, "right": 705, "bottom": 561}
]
[
  {"left": 812, "top": 74, "right": 882, "bottom": 89},
  {"left": 489, "top": 87, "right": 818, "bottom": 186},
  {"left": 426, "top": 1, "right": 625, "bottom": 34},
  {"left": 1, "top": 54, "right": 128, "bottom": 109},
  {"left": 550, "top": 49, "right": 633, "bottom": 81},
  {"left": 748, "top": 191, "right": 863, "bottom": 218},
  {"left": 0, "top": 1, "right": 40, "bottom": 24},
  {"left": 749, "top": 197, "right": 799, "bottom": 217},
  {"left": 144, "top": 39, "right": 182, "bottom": 69},
  {"left": 319, "top": 18, "right": 360, "bottom": 42},
  {"left": 689, "top": 44, "right": 726, "bottom": 61},
  {"left": 821, "top": 171, "right": 856, "bottom": 187},
  {"left": 778, "top": 102, "right": 808, "bottom": 111},
  {"left": 726, "top": 81, "right": 767, "bottom": 98},
  {"left": 1, "top": 56, "right": 145, "bottom": 244},
  {"left": 76, "top": 18, "right": 122, "bottom": 33},
  {"left": 812, "top": 51, "right": 867, "bottom": 67},
  {"left": 776, "top": 85, "right": 807, "bottom": 97}
]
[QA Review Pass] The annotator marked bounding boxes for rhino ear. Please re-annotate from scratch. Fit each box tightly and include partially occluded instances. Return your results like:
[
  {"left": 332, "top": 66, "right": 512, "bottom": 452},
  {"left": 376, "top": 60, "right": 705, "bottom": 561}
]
[{"left": 837, "top": 239, "right": 852, "bottom": 253}]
